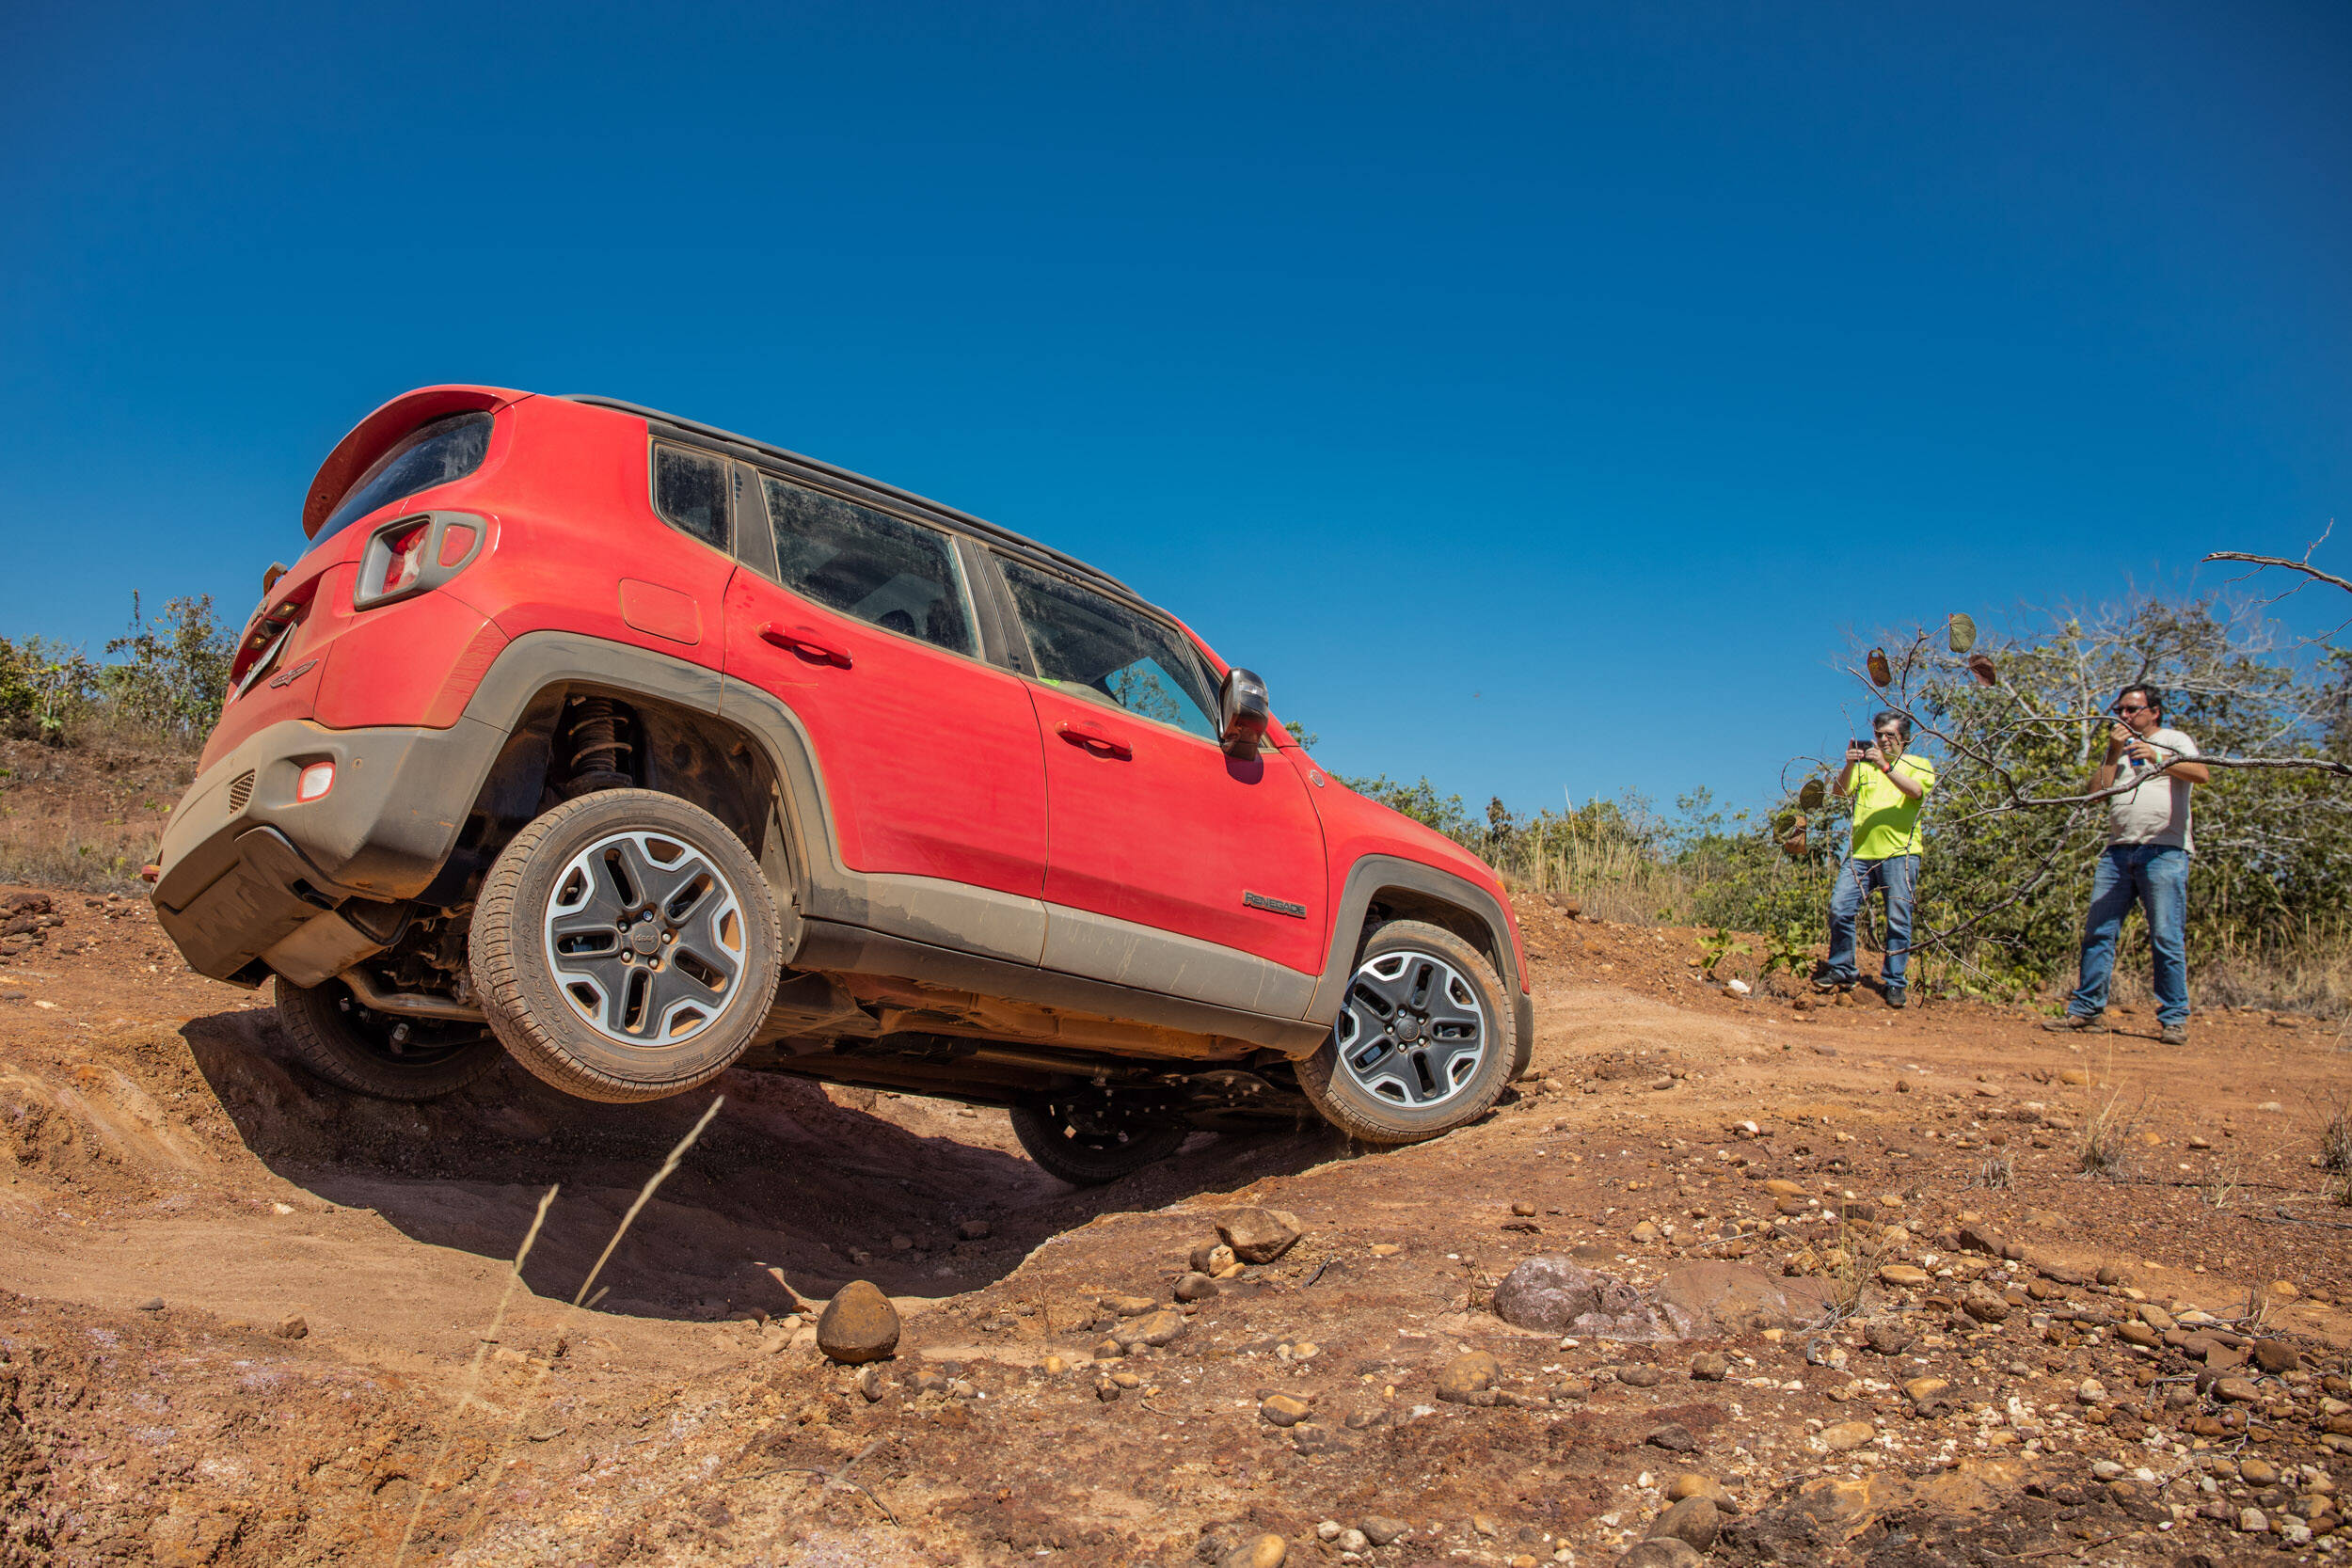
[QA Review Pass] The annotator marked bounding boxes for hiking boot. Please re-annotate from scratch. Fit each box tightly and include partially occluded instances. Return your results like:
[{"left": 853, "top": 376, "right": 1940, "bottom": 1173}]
[
  {"left": 1884, "top": 985, "right": 1907, "bottom": 1009},
  {"left": 1809, "top": 963, "right": 1853, "bottom": 994},
  {"left": 2159, "top": 1022, "right": 2187, "bottom": 1046},
  {"left": 2042, "top": 1012, "right": 2107, "bottom": 1034}
]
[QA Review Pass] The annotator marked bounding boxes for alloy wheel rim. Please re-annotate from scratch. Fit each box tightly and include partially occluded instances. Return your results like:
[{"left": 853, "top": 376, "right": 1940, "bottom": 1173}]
[
  {"left": 1332, "top": 948, "right": 1487, "bottom": 1109},
  {"left": 540, "top": 830, "right": 745, "bottom": 1046}
]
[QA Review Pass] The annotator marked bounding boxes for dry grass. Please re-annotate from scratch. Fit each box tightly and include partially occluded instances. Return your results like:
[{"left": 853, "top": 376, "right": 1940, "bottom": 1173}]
[
  {"left": 1523, "top": 833, "right": 1702, "bottom": 927},
  {"left": 2075, "top": 1088, "right": 2151, "bottom": 1180},
  {"left": 2320, "top": 1094, "right": 2352, "bottom": 1175},
  {"left": 1977, "top": 1147, "right": 2015, "bottom": 1190}
]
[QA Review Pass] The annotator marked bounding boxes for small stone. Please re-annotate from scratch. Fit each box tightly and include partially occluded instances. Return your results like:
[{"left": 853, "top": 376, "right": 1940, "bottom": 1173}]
[
  {"left": 1617, "top": 1365, "right": 1667, "bottom": 1388},
  {"left": 1260, "top": 1393, "right": 1313, "bottom": 1427},
  {"left": 1903, "top": 1376, "right": 1951, "bottom": 1406},
  {"left": 1689, "top": 1350, "right": 1728, "bottom": 1381},
  {"left": 1190, "top": 1241, "right": 1238, "bottom": 1274},
  {"left": 2090, "top": 1459, "right": 2125, "bottom": 1480},
  {"left": 1760, "top": 1178, "right": 1804, "bottom": 1197},
  {"left": 1359, "top": 1516, "right": 1410, "bottom": 1546},
  {"left": 1103, "top": 1293, "right": 1157, "bottom": 1317},
  {"left": 1645, "top": 1422, "right": 1699, "bottom": 1452},
  {"left": 2237, "top": 1507, "right": 2267, "bottom": 1533},
  {"left": 1864, "top": 1321, "right": 1912, "bottom": 1355},
  {"left": 1818, "top": 1419, "right": 1875, "bottom": 1452},
  {"left": 273, "top": 1314, "right": 309, "bottom": 1339},
  {"left": 1647, "top": 1495, "right": 1720, "bottom": 1552},
  {"left": 2136, "top": 1303, "right": 2174, "bottom": 1332},
  {"left": 2076, "top": 1378, "right": 2106, "bottom": 1403},
  {"left": 1174, "top": 1272, "right": 1221, "bottom": 1303},
  {"left": 1113, "top": 1309, "right": 1188, "bottom": 1350},
  {"left": 816, "top": 1281, "right": 901, "bottom": 1365},
  {"left": 1667, "top": 1474, "right": 1735, "bottom": 1512},
  {"left": 2238, "top": 1458, "right": 2280, "bottom": 1486},
  {"left": 1878, "top": 1264, "right": 1930, "bottom": 1288},
  {"left": 2059, "top": 1068, "right": 2093, "bottom": 1085},
  {"left": 1317, "top": 1522, "right": 1342, "bottom": 1542},
  {"left": 2214, "top": 1376, "right": 2260, "bottom": 1402},
  {"left": 957, "top": 1218, "right": 992, "bottom": 1240},
  {"left": 2252, "top": 1339, "right": 2299, "bottom": 1373},
  {"left": 1335, "top": 1528, "right": 1367, "bottom": 1553},
  {"left": 1042, "top": 1354, "right": 1066, "bottom": 1374},
  {"left": 1630, "top": 1220, "right": 1661, "bottom": 1244},
  {"left": 857, "top": 1365, "right": 887, "bottom": 1402},
  {"left": 1512, "top": 1198, "right": 1537, "bottom": 1216},
  {"left": 2115, "top": 1321, "right": 2159, "bottom": 1348},
  {"left": 2270, "top": 1279, "right": 2299, "bottom": 1301},
  {"left": 1216, "top": 1208, "right": 1304, "bottom": 1264},
  {"left": 1095, "top": 1376, "right": 1120, "bottom": 1402},
  {"left": 1618, "top": 1541, "right": 1703, "bottom": 1568},
  {"left": 889, "top": 1233, "right": 914, "bottom": 1251},
  {"left": 1093, "top": 1337, "right": 1123, "bottom": 1359},
  {"left": 1437, "top": 1351, "right": 1501, "bottom": 1404},
  {"left": 135, "top": 1297, "right": 165, "bottom": 1312},
  {"left": 2095, "top": 1265, "right": 2125, "bottom": 1287}
]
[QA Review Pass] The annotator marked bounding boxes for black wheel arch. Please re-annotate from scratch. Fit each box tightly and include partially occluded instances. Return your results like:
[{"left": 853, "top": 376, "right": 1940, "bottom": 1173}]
[{"left": 1310, "top": 855, "right": 1534, "bottom": 1066}]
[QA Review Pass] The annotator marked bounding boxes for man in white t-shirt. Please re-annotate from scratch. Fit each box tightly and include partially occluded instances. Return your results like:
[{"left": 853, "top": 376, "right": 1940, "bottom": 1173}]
[{"left": 2043, "top": 683, "right": 2209, "bottom": 1044}]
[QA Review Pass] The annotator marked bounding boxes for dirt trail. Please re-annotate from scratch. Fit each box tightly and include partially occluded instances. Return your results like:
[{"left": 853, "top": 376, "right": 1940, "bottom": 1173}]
[{"left": 3, "top": 881, "right": 2349, "bottom": 1566}]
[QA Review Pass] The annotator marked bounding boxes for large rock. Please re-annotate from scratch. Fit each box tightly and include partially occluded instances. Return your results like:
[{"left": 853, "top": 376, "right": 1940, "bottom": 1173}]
[
  {"left": 1653, "top": 1261, "right": 1833, "bottom": 1337},
  {"left": 1618, "top": 1541, "right": 1702, "bottom": 1567},
  {"left": 1216, "top": 1209, "right": 1304, "bottom": 1264},
  {"left": 1491, "top": 1257, "right": 1659, "bottom": 1337},
  {"left": 816, "top": 1281, "right": 900, "bottom": 1365}
]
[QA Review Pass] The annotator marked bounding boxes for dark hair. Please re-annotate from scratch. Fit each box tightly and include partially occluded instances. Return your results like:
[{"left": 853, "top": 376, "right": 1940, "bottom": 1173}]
[
  {"left": 2117, "top": 683, "right": 2163, "bottom": 717},
  {"left": 1871, "top": 709, "right": 1911, "bottom": 744}
]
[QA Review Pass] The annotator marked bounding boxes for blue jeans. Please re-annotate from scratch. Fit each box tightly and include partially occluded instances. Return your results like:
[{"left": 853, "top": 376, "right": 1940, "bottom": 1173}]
[
  {"left": 2067, "top": 843, "right": 2189, "bottom": 1026},
  {"left": 1823, "top": 854, "right": 1918, "bottom": 989}
]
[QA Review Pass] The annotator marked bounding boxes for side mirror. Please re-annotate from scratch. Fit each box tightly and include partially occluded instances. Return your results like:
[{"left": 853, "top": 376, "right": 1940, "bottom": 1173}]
[{"left": 1218, "top": 668, "right": 1271, "bottom": 758}]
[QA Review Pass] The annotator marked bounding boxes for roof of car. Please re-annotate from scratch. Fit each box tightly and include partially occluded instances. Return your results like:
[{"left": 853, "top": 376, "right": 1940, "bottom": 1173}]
[{"left": 561, "top": 394, "right": 1143, "bottom": 604}]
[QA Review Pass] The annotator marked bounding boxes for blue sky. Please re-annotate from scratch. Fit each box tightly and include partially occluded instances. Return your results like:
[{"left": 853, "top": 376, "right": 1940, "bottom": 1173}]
[{"left": 4, "top": 2, "right": 2347, "bottom": 816}]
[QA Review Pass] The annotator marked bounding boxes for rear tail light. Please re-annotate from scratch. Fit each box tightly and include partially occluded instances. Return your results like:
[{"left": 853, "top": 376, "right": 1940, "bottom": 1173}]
[
  {"left": 355, "top": 511, "right": 487, "bottom": 610},
  {"left": 295, "top": 761, "right": 336, "bottom": 802}
]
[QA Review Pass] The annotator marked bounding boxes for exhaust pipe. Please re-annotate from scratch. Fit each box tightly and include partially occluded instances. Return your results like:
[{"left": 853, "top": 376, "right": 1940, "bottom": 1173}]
[{"left": 341, "top": 966, "right": 487, "bottom": 1022}]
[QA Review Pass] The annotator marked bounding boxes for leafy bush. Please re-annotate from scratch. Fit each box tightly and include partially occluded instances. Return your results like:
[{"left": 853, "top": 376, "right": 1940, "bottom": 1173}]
[{"left": 1, "top": 594, "right": 232, "bottom": 753}]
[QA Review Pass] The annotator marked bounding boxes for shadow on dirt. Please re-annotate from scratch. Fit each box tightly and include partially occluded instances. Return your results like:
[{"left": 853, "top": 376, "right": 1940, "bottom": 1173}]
[{"left": 180, "top": 1007, "right": 1343, "bottom": 1323}]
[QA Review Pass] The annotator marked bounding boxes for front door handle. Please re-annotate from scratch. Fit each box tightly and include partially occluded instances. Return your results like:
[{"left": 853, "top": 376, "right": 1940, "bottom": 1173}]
[
  {"left": 1057, "top": 720, "right": 1133, "bottom": 760},
  {"left": 759, "top": 622, "right": 852, "bottom": 668}
]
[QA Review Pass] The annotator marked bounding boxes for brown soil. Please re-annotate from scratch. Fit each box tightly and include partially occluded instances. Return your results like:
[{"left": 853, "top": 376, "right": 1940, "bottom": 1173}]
[{"left": 3, "top": 861, "right": 2349, "bottom": 1565}]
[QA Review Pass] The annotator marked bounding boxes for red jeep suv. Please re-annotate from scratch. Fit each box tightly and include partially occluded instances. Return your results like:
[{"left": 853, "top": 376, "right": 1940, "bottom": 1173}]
[{"left": 152, "top": 387, "right": 1531, "bottom": 1182}]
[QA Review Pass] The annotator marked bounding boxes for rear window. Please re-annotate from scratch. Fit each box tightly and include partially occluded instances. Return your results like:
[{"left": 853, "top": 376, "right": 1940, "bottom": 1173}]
[
  {"left": 650, "top": 444, "right": 731, "bottom": 550},
  {"left": 317, "top": 411, "right": 492, "bottom": 544}
]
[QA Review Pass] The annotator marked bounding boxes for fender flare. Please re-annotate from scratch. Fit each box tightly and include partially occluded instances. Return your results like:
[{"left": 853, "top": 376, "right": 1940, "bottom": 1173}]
[{"left": 1309, "top": 853, "right": 1534, "bottom": 1069}]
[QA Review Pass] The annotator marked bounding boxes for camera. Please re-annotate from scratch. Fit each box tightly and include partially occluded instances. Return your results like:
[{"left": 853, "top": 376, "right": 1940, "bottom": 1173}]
[{"left": 1849, "top": 738, "right": 1872, "bottom": 753}]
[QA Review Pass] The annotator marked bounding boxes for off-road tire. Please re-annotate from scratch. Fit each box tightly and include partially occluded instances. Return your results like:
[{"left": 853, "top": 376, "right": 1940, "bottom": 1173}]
[
  {"left": 274, "top": 975, "right": 501, "bottom": 1101},
  {"left": 1008, "top": 1101, "right": 1187, "bottom": 1186},
  {"left": 469, "top": 789, "right": 782, "bottom": 1103},
  {"left": 1296, "top": 918, "right": 1514, "bottom": 1146}
]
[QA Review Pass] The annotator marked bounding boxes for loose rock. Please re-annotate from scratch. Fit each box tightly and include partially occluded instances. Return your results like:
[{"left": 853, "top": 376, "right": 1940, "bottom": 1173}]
[
  {"left": 1112, "top": 1309, "right": 1188, "bottom": 1350},
  {"left": 1863, "top": 1320, "right": 1912, "bottom": 1355},
  {"left": 1259, "top": 1394, "right": 1312, "bottom": 1427},
  {"left": 1218, "top": 1533, "right": 1287, "bottom": 1568},
  {"left": 1174, "top": 1272, "right": 1220, "bottom": 1303},
  {"left": 1190, "top": 1241, "right": 1238, "bottom": 1275},
  {"left": 2252, "top": 1338, "right": 2299, "bottom": 1373},
  {"left": 1215, "top": 1209, "right": 1304, "bottom": 1264},
  {"left": 1647, "top": 1495, "right": 1720, "bottom": 1552},
  {"left": 1359, "top": 1516, "right": 1410, "bottom": 1546},
  {"left": 273, "top": 1315, "right": 309, "bottom": 1339},
  {"left": 1102, "top": 1293, "right": 1157, "bottom": 1317},
  {"left": 1645, "top": 1422, "right": 1698, "bottom": 1452},
  {"left": 1818, "top": 1419, "right": 1875, "bottom": 1451},
  {"left": 1437, "top": 1351, "right": 1501, "bottom": 1404},
  {"left": 817, "top": 1281, "right": 901, "bottom": 1365},
  {"left": 1619, "top": 1540, "right": 1703, "bottom": 1567},
  {"left": 1688, "top": 1350, "right": 1728, "bottom": 1381}
]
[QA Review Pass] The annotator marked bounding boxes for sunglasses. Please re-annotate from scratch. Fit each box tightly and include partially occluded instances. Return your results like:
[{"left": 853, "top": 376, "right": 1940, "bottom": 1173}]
[{"left": 2116, "top": 704, "right": 2150, "bottom": 714}]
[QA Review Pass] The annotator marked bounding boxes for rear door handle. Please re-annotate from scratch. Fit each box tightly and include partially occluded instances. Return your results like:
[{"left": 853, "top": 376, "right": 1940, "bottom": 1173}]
[
  {"left": 759, "top": 622, "right": 852, "bottom": 668},
  {"left": 1057, "top": 720, "right": 1133, "bottom": 760}
]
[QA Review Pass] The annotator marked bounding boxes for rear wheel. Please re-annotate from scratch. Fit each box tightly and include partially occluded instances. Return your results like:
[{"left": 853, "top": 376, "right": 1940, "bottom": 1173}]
[
  {"left": 1296, "top": 918, "right": 1513, "bottom": 1146},
  {"left": 469, "top": 789, "right": 782, "bottom": 1103},
  {"left": 273, "top": 975, "right": 501, "bottom": 1101},
  {"left": 1008, "top": 1097, "right": 1187, "bottom": 1186}
]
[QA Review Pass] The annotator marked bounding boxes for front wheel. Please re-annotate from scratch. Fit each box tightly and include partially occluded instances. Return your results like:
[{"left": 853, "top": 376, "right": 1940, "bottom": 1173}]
[
  {"left": 469, "top": 789, "right": 783, "bottom": 1103},
  {"left": 1008, "top": 1098, "right": 1187, "bottom": 1186},
  {"left": 1296, "top": 919, "right": 1514, "bottom": 1146}
]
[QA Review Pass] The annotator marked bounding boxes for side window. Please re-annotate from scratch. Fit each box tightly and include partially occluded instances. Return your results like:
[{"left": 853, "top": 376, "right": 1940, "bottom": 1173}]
[
  {"left": 762, "top": 476, "right": 977, "bottom": 655},
  {"left": 652, "top": 444, "right": 731, "bottom": 550},
  {"left": 997, "top": 558, "right": 1219, "bottom": 741}
]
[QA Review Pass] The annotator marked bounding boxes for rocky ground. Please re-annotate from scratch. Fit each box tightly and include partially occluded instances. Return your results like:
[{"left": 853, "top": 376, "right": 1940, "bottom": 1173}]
[{"left": 1, "top": 878, "right": 2350, "bottom": 1567}]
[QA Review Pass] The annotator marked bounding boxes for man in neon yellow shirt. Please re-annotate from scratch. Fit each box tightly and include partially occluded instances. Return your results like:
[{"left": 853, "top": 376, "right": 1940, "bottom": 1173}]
[{"left": 1812, "top": 711, "right": 1935, "bottom": 1008}]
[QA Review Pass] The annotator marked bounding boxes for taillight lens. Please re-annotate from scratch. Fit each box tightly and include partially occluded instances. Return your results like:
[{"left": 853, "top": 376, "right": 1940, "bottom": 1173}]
[
  {"left": 296, "top": 761, "right": 336, "bottom": 802},
  {"left": 383, "top": 523, "right": 429, "bottom": 596}
]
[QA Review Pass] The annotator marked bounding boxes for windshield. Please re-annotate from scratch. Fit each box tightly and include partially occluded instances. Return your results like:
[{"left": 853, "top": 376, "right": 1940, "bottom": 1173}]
[{"left": 316, "top": 411, "right": 492, "bottom": 545}]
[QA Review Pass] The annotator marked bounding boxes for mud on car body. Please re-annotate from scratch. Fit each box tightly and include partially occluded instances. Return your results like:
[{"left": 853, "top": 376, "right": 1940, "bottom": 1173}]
[{"left": 152, "top": 387, "right": 1533, "bottom": 1182}]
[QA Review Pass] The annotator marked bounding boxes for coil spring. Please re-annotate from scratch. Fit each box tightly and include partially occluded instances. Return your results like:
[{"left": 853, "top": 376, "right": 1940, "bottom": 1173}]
[{"left": 564, "top": 697, "right": 633, "bottom": 791}]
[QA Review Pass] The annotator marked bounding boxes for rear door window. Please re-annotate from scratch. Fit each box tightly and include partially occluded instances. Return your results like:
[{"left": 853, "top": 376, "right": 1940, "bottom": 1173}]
[
  {"left": 317, "top": 411, "right": 492, "bottom": 544},
  {"left": 761, "top": 476, "right": 977, "bottom": 655},
  {"left": 651, "top": 444, "right": 732, "bottom": 550},
  {"left": 996, "top": 558, "right": 1219, "bottom": 741}
]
